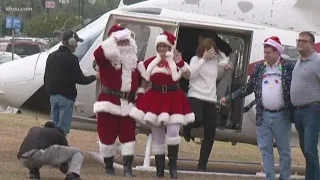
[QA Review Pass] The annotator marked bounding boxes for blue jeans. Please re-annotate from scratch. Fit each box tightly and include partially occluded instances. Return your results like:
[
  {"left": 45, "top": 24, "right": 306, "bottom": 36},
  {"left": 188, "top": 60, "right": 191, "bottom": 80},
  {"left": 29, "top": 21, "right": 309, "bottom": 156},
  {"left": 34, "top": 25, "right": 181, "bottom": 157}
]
[
  {"left": 257, "top": 110, "right": 292, "bottom": 180},
  {"left": 294, "top": 104, "right": 320, "bottom": 180},
  {"left": 50, "top": 94, "right": 75, "bottom": 135}
]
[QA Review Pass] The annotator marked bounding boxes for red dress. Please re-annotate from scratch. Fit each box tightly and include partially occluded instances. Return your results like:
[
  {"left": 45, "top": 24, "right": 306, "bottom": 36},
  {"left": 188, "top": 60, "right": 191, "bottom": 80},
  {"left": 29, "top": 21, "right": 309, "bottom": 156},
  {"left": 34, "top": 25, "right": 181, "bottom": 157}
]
[{"left": 129, "top": 54, "right": 195, "bottom": 126}]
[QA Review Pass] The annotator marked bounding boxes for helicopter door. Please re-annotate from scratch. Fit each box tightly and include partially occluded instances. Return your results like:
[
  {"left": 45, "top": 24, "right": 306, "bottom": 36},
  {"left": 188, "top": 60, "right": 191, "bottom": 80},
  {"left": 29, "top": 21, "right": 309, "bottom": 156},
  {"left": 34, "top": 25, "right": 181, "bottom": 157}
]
[{"left": 95, "top": 13, "right": 179, "bottom": 100}]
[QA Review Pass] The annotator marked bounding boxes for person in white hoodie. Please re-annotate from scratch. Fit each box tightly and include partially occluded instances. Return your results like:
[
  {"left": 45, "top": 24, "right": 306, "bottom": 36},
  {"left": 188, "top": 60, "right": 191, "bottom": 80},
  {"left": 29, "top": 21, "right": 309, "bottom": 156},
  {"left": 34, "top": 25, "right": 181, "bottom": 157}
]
[{"left": 182, "top": 37, "right": 233, "bottom": 170}]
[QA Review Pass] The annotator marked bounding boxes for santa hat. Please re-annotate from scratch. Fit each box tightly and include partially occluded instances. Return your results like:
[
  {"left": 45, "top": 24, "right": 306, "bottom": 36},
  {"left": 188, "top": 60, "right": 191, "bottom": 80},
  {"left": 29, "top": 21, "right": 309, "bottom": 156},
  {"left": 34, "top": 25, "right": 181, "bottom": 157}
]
[
  {"left": 155, "top": 31, "right": 176, "bottom": 48},
  {"left": 95, "top": 24, "right": 137, "bottom": 60},
  {"left": 108, "top": 24, "right": 125, "bottom": 36},
  {"left": 263, "top": 36, "right": 284, "bottom": 52},
  {"left": 107, "top": 24, "right": 132, "bottom": 41}
]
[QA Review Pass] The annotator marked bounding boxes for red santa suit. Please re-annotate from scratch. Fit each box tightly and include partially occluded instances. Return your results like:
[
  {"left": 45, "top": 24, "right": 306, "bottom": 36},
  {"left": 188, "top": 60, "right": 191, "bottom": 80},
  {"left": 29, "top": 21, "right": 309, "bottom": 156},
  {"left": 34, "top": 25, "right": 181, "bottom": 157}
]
[
  {"left": 92, "top": 25, "right": 143, "bottom": 173},
  {"left": 129, "top": 32, "right": 195, "bottom": 127},
  {"left": 129, "top": 31, "right": 195, "bottom": 179}
]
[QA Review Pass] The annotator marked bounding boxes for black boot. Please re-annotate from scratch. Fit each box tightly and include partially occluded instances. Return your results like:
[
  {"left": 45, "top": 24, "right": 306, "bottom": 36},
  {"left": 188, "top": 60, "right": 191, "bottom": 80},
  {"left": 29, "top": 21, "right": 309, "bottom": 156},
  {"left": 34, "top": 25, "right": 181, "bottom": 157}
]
[
  {"left": 104, "top": 156, "right": 115, "bottom": 175},
  {"left": 29, "top": 168, "right": 40, "bottom": 180},
  {"left": 183, "top": 126, "right": 191, "bottom": 142},
  {"left": 123, "top": 155, "right": 134, "bottom": 177},
  {"left": 197, "top": 139, "right": 214, "bottom": 171},
  {"left": 155, "top": 154, "right": 165, "bottom": 178},
  {"left": 167, "top": 145, "right": 179, "bottom": 179}
]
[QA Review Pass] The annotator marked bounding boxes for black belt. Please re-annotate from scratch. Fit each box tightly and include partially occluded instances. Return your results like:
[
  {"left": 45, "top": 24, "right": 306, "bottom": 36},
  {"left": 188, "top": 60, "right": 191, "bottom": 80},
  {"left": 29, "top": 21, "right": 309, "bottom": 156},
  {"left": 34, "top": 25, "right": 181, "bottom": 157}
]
[
  {"left": 263, "top": 108, "right": 285, "bottom": 113},
  {"left": 152, "top": 84, "right": 180, "bottom": 93},
  {"left": 20, "top": 150, "right": 39, "bottom": 159},
  {"left": 296, "top": 101, "right": 320, "bottom": 110},
  {"left": 101, "top": 86, "right": 135, "bottom": 101}
]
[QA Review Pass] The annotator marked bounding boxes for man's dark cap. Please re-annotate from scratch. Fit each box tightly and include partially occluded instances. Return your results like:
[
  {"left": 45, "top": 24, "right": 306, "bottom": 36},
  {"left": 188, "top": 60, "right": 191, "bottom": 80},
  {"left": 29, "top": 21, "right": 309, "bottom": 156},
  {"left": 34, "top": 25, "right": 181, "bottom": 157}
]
[
  {"left": 44, "top": 121, "right": 55, "bottom": 128},
  {"left": 43, "top": 121, "right": 65, "bottom": 134},
  {"left": 62, "top": 30, "right": 84, "bottom": 42}
]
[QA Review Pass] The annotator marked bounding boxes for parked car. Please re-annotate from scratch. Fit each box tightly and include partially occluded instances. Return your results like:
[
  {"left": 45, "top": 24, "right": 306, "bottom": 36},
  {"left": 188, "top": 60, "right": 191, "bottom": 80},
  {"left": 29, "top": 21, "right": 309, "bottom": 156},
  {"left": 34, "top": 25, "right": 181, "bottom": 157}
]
[
  {"left": 0, "top": 51, "right": 21, "bottom": 64},
  {"left": 0, "top": 40, "right": 45, "bottom": 58}
]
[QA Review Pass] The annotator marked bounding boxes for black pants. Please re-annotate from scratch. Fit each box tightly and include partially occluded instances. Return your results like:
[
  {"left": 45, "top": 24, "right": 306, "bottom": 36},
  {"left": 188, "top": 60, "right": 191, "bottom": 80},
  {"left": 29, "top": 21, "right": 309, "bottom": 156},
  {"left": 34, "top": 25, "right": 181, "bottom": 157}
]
[{"left": 185, "top": 97, "right": 217, "bottom": 168}]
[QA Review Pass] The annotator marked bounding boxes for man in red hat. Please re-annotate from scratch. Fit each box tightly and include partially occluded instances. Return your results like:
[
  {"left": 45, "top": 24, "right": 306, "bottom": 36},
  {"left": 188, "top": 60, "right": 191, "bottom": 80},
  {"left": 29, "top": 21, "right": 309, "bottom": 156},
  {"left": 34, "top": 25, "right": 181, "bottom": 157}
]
[
  {"left": 92, "top": 24, "right": 144, "bottom": 177},
  {"left": 221, "top": 36, "right": 296, "bottom": 179}
]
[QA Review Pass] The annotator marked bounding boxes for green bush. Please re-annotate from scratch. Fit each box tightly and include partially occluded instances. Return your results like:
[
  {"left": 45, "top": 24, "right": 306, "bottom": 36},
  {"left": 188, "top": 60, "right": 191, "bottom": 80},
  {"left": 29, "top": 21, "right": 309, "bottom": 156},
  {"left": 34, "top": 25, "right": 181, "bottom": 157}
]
[{"left": 24, "top": 12, "right": 82, "bottom": 38}]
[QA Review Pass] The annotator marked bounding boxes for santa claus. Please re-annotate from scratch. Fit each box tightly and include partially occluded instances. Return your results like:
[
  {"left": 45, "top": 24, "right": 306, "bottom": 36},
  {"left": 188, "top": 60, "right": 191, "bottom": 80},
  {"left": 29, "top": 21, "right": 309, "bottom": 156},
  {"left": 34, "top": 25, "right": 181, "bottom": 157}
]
[
  {"left": 92, "top": 24, "right": 144, "bottom": 177},
  {"left": 129, "top": 31, "right": 195, "bottom": 178}
]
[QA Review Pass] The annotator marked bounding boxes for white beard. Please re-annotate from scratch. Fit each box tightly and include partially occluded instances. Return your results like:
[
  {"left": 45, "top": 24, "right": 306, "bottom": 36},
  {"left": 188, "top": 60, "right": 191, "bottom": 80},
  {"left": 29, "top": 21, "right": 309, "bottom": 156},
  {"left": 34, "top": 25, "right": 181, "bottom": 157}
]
[{"left": 110, "top": 46, "right": 137, "bottom": 71}]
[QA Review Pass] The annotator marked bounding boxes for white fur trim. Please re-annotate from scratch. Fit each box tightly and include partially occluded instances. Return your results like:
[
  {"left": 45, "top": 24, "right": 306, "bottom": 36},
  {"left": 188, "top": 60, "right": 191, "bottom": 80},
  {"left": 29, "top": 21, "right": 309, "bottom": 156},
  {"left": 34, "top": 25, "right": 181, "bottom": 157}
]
[
  {"left": 129, "top": 107, "right": 195, "bottom": 126},
  {"left": 150, "top": 66, "right": 170, "bottom": 76},
  {"left": 146, "top": 54, "right": 162, "bottom": 73},
  {"left": 110, "top": 29, "right": 138, "bottom": 54},
  {"left": 152, "top": 143, "right": 166, "bottom": 155},
  {"left": 120, "top": 60, "right": 133, "bottom": 109},
  {"left": 146, "top": 53, "right": 182, "bottom": 82},
  {"left": 161, "top": 113, "right": 195, "bottom": 126},
  {"left": 120, "top": 141, "right": 136, "bottom": 156},
  {"left": 129, "top": 107, "right": 146, "bottom": 121},
  {"left": 166, "top": 136, "right": 181, "bottom": 145},
  {"left": 99, "top": 141, "right": 116, "bottom": 158},
  {"left": 100, "top": 37, "right": 120, "bottom": 59},
  {"left": 144, "top": 112, "right": 158, "bottom": 124},
  {"left": 93, "top": 101, "right": 134, "bottom": 116},
  {"left": 156, "top": 34, "right": 173, "bottom": 47},
  {"left": 179, "top": 62, "right": 190, "bottom": 73},
  {"left": 110, "top": 28, "right": 130, "bottom": 41},
  {"left": 137, "top": 61, "right": 150, "bottom": 81},
  {"left": 136, "top": 87, "right": 145, "bottom": 94},
  {"left": 167, "top": 53, "right": 182, "bottom": 81},
  {"left": 263, "top": 39, "right": 284, "bottom": 52},
  {"left": 128, "top": 36, "right": 138, "bottom": 54},
  {"left": 158, "top": 113, "right": 170, "bottom": 125}
]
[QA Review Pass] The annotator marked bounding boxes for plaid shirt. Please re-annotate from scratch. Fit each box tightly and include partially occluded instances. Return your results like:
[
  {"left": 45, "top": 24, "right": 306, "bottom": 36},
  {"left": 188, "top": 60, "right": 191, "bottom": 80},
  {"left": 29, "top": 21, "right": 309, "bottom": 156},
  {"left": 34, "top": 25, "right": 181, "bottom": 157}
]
[{"left": 226, "top": 58, "right": 296, "bottom": 126}]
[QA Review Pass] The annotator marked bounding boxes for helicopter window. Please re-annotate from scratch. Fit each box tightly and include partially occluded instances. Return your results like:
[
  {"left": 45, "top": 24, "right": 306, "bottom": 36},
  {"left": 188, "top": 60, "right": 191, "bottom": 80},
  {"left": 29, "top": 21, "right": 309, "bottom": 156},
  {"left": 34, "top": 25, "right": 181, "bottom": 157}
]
[
  {"left": 120, "top": 23, "right": 151, "bottom": 61},
  {"left": 74, "top": 31, "right": 101, "bottom": 61},
  {"left": 123, "top": 0, "right": 147, "bottom": 5},
  {"left": 281, "top": 45, "right": 299, "bottom": 61}
]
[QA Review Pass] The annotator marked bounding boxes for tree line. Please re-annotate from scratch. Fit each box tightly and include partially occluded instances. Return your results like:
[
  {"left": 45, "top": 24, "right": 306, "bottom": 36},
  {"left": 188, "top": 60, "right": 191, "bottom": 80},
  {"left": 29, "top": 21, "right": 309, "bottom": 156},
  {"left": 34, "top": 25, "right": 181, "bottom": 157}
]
[{"left": 0, "top": 0, "right": 120, "bottom": 38}]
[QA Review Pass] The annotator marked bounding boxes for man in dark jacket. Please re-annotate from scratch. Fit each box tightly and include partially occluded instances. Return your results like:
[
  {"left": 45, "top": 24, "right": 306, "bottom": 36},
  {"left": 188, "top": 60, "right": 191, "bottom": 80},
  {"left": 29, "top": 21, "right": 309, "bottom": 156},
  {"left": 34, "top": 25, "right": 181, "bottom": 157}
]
[
  {"left": 18, "top": 121, "right": 84, "bottom": 180},
  {"left": 44, "top": 30, "right": 98, "bottom": 135}
]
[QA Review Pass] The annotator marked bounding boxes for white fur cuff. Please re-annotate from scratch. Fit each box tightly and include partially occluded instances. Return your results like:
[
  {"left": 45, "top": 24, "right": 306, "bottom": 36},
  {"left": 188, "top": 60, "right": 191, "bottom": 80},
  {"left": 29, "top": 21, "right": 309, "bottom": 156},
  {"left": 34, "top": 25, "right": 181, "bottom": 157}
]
[
  {"left": 99, "top": 141, "right": 116, "bottom": 158},
  {"left": 136, "top": 87, "right": 145, "bottom": 94},
  {"left": 166, "top": 136, "right": 181, "bottom": 145},
  {"left": 101, "top": 37, "right": 120, "bottom": 59},
  {"left": 152, "top": 143, "right": 166, "bottom": 155},
  {"left": 121, "top": 141, "right": 136, "bottom": 156}
]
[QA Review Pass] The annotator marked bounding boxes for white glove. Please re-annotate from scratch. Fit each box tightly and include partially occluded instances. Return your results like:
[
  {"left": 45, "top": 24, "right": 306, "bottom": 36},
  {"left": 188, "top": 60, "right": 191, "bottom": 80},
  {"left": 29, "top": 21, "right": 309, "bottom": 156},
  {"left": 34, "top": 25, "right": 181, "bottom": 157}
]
[
  {"left": 166, "top": 51, "right": 174, "bottom": 59},
  {"left": 113, "top": 29, "right": 130, "bottom": 41}
]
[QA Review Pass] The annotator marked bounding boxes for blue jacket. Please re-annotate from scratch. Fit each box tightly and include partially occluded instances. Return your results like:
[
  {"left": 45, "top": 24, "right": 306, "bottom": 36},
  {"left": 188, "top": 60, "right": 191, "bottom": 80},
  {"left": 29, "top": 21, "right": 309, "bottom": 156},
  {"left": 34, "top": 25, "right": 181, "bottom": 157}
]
[{"left": 226, "top": 58, "right": 296, "bottom": 126}]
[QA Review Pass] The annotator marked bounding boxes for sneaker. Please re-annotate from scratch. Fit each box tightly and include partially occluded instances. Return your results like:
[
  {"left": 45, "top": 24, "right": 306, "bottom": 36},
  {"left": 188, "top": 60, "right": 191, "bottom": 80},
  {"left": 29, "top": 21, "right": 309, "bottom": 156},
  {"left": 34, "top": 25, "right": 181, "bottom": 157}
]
[
  {"left": 65, "top": 172, "right": 81, "bottom": 180},
  {"left": 29, "top": 168, "right": 40, "bottom": 180},
  {"left": 29, "top": 174, "right": 40, "bottom": 180}
]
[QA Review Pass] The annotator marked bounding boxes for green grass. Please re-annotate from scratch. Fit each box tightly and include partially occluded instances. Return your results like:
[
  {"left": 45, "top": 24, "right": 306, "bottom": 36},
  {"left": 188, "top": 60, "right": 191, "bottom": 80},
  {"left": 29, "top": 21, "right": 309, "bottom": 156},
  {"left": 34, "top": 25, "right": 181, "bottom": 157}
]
[{"left": 0, "top": 113, "right": 306, "bottom": 179}]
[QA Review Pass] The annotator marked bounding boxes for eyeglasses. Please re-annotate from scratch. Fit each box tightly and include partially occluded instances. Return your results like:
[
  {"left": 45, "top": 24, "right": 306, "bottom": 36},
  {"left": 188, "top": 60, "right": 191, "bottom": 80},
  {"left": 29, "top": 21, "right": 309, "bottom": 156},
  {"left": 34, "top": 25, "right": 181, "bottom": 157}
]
[{"left": 296, "top": 39, "right": 311, "bottom": 43}]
